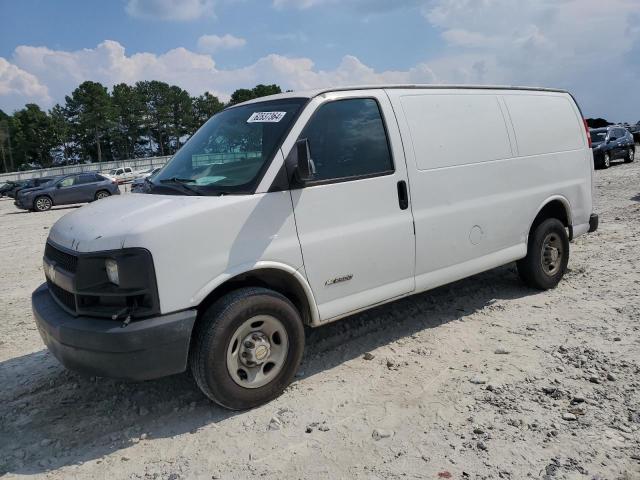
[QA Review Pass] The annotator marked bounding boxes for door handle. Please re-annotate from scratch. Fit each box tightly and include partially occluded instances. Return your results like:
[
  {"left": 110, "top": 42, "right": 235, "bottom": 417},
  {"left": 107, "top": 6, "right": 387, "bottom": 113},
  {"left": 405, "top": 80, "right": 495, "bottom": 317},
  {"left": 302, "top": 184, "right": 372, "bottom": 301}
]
[{"left": 397, "top": 180, "right": 409, "bottom": 210}]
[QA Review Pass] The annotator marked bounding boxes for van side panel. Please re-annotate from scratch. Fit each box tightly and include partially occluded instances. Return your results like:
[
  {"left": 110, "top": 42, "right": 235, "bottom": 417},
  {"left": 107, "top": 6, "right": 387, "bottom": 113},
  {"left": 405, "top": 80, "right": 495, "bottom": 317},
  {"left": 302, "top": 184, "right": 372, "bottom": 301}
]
[
  {"left": 502, "top": 92, "right": 592, "bottom": 230},
  {"left": 402, "top": 94, "right": 513, "bottom": 170},
  {"left": 502, "top": 94, "right": 583, "bottom": 157},
  {"left": 387, "top": 88, "right": 591, "bottom": 294}
]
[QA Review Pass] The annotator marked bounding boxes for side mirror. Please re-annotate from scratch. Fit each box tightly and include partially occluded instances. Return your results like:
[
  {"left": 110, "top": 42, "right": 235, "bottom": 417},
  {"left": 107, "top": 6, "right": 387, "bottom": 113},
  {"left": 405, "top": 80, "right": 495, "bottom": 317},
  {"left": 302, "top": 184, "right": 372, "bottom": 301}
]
[{"left": 295, "top": 138, "right": 316, "bottom": 182}]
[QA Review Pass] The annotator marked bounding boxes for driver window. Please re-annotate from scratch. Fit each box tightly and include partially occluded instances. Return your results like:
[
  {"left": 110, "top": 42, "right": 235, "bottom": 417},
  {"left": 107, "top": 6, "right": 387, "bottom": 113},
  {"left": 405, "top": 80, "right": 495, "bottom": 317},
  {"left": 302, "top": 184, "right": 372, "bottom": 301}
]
[
  {"left": 59, "top": 177, "right": 75, "bottom": 187},
  {"left": 300, "top": 98, "right": 393, "bottom": 182}
]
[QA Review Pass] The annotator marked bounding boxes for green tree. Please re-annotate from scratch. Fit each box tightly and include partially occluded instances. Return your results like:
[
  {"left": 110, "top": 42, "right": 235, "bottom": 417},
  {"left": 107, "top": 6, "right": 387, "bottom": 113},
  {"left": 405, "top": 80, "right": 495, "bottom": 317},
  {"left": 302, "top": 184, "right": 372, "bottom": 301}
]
[
  {"left": 167, "top": 85, "right": 193, "bottom": 153},
  {"left": 111, "top": 83, "right": 145, "bottom": 159},
  {"left": 136, "top": 80, "right": 173, "bottom": 156},
  {"left": 228, "top": 84, "right": 282, "bottom": 106},
  {"left": 65, "top": 81, "right": 114, "bottom": 162},
  {"left": 11, "top": 104, "right": 55, "bottom": 167},
  {"left": 49, "top": 104, "right": 74, "bottom": 164},
  {"left": 192, "top": 92, "right": 224, "bottom": 130},
  {"left": 0, "top": 109, "right": 13, "bottom": 172}
]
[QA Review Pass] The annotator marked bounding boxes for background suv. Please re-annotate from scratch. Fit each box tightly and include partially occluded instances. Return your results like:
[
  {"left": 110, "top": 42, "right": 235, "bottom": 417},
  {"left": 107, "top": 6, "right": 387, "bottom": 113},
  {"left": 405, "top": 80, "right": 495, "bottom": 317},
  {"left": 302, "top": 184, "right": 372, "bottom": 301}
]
[
  {"left": 16, "top": 173, "right": 119, "bottom": 212},
  {"left": 590, "top": 126, "right": 635, "bottom": 169}
]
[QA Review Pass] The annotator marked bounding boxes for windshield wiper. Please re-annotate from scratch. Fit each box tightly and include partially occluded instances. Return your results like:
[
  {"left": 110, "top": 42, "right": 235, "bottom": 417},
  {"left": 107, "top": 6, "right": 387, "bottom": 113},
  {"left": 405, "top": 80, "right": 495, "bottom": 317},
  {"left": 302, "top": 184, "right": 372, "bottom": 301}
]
[{"left": 159, "top": 177, "right": 203, "bottom": 195}]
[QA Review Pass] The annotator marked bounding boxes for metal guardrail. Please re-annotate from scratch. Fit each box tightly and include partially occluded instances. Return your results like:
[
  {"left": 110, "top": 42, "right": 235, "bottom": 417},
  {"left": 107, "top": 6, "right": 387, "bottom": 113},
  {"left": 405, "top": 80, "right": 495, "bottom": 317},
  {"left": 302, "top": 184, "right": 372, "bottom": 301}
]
[{"left": 0, "top": 156, "right": 172, "bottom": 182}]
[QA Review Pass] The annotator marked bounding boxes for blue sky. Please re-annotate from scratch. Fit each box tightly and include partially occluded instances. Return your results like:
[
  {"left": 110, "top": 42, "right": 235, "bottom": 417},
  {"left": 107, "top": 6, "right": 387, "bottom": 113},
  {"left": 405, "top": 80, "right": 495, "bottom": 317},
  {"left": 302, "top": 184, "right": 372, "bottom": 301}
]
[{"left": 1, "top": 0, "right": 639, "bottom": 121}]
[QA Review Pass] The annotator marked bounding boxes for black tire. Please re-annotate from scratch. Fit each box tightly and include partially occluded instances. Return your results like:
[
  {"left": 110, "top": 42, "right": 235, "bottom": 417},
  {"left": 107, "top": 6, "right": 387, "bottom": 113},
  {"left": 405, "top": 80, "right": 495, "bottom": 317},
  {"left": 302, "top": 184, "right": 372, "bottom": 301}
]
[
  {"left": 602, "top": 152, "right": 611, "bottom": 169},
  {"left": 517, "top": 218, "right": 569, "bottom": 290},
  {"left": 33, "top": 195, "right": 52, "bottom": 212},
  {"left": 624, "top": 148, "right": 635, "bottom": 163},
  {"left": 95, "top": 190, "right": 110, "bottom": 200},
  {"left": 190, "top": 287, "right": 305, "bottom": 410}
]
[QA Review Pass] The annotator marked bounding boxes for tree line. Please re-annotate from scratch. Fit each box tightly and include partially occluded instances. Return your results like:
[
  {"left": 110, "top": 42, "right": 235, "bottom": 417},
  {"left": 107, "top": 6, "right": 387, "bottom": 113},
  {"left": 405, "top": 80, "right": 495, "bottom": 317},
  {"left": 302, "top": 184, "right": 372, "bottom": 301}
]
[{"left": 0, "top": 82, "right": 282, "bottom": 172}]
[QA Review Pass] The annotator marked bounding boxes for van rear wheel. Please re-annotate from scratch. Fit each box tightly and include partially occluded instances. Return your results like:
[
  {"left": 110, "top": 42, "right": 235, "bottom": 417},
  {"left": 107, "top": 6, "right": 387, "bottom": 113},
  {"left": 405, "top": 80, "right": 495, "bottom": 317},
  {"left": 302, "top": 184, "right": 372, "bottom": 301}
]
[
  {"left": 517, "top": 218, "right": 569, "bottom": 290},
  {"left": 190, "top": 287, "right": 305, "bottom": 410}
]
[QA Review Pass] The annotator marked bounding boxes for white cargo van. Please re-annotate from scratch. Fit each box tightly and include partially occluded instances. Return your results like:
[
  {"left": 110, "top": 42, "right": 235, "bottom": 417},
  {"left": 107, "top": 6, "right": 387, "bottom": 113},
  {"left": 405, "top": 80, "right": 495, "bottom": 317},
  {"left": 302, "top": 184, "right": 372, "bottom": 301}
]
[{"left": 33, "top": 85, "right": 598, "bottom": 409}]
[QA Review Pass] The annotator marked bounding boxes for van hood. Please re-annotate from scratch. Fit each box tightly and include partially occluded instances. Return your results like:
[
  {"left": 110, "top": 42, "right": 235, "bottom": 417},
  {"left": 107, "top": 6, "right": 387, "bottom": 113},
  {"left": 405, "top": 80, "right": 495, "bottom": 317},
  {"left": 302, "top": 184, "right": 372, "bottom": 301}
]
[{"left": 48, "top": 193, "right": 250, "bottom": 252}]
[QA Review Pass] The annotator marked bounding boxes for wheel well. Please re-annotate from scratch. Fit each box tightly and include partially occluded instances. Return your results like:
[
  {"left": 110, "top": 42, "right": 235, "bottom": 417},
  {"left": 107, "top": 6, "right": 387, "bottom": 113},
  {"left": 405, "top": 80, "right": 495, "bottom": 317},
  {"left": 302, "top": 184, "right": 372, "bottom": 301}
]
[
  {"left": 530, "top": 200, "right": 570, "bottom": 238},
  {"left": 196, "top": 268, "right": 313, "bottom": 326}
]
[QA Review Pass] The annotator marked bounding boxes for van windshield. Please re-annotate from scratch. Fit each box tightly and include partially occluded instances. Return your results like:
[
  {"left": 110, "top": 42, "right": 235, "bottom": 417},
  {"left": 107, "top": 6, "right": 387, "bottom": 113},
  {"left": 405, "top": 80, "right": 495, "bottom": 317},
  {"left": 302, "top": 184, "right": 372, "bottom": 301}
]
[{"left": 153, "top": 98, "right": 306, "bottom": 195}]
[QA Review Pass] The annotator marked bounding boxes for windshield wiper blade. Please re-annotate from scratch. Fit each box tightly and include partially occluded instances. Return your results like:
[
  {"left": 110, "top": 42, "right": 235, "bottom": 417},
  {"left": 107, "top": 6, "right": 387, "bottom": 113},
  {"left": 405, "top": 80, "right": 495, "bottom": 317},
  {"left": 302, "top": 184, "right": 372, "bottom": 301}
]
[{"left": 159, "top": 177, "right": 203, "bottom": 195}]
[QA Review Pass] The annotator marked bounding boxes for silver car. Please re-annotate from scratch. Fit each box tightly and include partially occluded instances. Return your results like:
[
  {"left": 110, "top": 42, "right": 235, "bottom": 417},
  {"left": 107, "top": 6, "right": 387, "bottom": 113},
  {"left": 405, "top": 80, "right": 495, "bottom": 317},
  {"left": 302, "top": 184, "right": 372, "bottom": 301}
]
[{"left": 15, "top": 173, "right": 120, "bottom": 212}]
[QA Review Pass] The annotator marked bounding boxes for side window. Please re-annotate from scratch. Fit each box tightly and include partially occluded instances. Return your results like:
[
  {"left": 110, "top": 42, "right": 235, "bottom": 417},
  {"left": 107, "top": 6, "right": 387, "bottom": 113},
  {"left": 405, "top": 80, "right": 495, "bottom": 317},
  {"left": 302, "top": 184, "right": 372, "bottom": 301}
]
[
  {"left": 58, "top": 176, "right": 76, "bottom": 187},
  {"left": 300, "top": 98, "right": 393, "bottom": 182},
  {"left": 77, "top": 174, "right": 96, "bottom": 184}
]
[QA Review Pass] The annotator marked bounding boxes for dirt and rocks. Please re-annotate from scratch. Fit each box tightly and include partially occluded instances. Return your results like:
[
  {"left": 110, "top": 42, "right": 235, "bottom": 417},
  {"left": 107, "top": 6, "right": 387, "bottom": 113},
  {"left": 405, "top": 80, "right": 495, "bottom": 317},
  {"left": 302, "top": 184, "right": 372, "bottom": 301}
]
[{"left": 1, "top": 159, "right": 639, "bottom": 479}]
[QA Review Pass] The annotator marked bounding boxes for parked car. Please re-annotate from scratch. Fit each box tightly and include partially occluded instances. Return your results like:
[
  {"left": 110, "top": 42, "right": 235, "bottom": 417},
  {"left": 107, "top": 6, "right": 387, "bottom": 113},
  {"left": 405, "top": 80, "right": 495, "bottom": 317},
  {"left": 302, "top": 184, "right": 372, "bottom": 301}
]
[
  {"left": 14, "top": 176, "right": 61, "bottom": 196},
  {"left": 15, "top": 172, "right": 119, "bottom": 212},
  {"left": 3, "top": 180, "right": 29, "bottom": 198},
  {"left": 104, "top": 166, "right": 136, "bottom": 184},
  {"left": 627, "top": 123, "right": 640, "bottom": 143},
  {"left": 131, "top": 167, "right": 162, "bottom": 193},
  {"left": 33, "top": 85, "right": 598, "bottom": 409},
  {"left": 0, "top": 181, "right": 18, "bottom": 198},
  {"left": 590, "top": 126, "right": 636, "bottom": 168}
]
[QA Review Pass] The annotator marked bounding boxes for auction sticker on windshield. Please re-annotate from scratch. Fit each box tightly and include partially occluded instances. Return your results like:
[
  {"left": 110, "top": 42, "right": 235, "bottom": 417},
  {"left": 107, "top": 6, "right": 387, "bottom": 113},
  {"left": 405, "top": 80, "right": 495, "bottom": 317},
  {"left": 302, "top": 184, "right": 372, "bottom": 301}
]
[{"left": 247, "top": 112, "right": 287, "bottom": 123}]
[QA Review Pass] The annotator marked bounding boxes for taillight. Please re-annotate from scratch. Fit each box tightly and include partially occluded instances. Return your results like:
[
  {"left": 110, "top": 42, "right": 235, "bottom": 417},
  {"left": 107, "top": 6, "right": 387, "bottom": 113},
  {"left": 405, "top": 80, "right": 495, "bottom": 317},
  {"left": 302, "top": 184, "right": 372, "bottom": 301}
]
[{"left": 583, "top": 119, "right": 592, "bottom": 148}]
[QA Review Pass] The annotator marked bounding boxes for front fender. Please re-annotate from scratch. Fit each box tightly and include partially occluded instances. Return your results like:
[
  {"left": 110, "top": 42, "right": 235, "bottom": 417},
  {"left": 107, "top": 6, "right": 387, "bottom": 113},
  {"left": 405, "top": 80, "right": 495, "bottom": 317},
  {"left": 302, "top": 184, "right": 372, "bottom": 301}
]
[{"left": 191, "top": 261, "right": 320, "bottom": 326}]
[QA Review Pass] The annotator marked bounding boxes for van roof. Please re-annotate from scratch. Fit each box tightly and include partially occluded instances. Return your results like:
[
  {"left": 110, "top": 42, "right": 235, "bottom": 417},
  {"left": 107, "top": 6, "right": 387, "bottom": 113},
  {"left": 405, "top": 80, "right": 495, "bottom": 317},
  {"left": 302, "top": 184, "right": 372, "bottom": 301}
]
[{"left": 233, "top": 84, "right": 569, "bottom": 107}]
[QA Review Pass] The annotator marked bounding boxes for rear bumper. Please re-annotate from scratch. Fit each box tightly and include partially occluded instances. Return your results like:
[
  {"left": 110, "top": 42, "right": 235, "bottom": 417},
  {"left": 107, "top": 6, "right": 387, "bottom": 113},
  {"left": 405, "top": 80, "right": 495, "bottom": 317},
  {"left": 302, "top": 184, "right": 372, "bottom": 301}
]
[
  {"left": 32, "top": 283, "right": 197, "bottom": 381},
  {"left": 589, "top": 213, "right": 599, "bottom": 233}
]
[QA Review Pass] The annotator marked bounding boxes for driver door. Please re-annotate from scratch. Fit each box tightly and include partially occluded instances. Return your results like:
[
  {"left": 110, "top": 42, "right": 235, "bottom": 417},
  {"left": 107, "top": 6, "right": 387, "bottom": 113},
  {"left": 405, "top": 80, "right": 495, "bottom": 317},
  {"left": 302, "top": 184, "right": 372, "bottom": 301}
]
[
  {"left": 53, "top": 175, "right": 80, "bottom": 205},
  {"left": 289, "top": 91, "right": 416, "bottom": 322}
]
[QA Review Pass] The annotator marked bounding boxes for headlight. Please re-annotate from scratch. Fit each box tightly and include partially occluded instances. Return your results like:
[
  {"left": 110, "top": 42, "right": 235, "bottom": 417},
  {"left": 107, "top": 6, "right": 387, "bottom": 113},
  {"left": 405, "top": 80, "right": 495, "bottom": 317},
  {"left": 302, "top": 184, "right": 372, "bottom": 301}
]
[
  {"left": 105, "top": 259, "right": 119, "bottom": 285},
  {"left": 65, "top": 247, "right": 159, "bottom": 319}
]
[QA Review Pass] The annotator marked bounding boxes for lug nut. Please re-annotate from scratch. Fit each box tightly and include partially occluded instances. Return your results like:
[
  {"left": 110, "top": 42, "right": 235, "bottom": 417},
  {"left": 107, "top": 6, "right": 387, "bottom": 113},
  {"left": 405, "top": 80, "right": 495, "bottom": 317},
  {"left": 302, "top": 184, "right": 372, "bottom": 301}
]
[{"left": 244, "top": 340, "right": 254, "bottom": 348}]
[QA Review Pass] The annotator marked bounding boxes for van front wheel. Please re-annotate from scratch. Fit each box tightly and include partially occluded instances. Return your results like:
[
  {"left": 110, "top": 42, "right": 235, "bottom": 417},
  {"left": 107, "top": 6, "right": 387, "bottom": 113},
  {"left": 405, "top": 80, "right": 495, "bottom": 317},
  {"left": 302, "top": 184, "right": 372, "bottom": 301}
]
[
  {"left": 517, "top": 218, "right": 569, "bottom": 290},
  {"left": 190, "top": 287, "right": 305, "bottom": 410}
]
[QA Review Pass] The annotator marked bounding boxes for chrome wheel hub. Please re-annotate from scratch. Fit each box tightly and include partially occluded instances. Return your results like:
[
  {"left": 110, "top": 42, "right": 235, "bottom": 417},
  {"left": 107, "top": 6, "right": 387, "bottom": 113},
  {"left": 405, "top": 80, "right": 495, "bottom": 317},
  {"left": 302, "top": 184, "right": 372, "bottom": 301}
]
[
  {"left": 240, "top": 332, "right": 271, "bottom": 367},
  {"left": 541, "top": 233, "right": 563, "bottom": 276},
  {"left": 36, "top": 198, "right": 50, "bottom": 210},
  {"left": 226, "top": 315, "right": 288, "bottom": 389}
]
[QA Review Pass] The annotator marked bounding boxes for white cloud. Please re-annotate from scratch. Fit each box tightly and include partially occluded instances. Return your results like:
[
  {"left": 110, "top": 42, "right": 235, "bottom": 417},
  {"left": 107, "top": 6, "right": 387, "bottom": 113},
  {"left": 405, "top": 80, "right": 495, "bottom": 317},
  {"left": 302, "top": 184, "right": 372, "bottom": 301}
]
[
  {"left": 125, "top": 0, "right": 214, "bottom": 21},
  {"left": 2, "top": 0, "right": 640, "bottom": 121},
  {"left": 0, "top": 58, "right": 50, "bottom": 110},
  {"left": 197, "top": 34, "right": 247, "bottom": 53},
  {"left": 422, "top": 0, "right": 640, "bottom": 120},
  {"left": 0, "top": 41, "right": 439, "bottom": 112}
]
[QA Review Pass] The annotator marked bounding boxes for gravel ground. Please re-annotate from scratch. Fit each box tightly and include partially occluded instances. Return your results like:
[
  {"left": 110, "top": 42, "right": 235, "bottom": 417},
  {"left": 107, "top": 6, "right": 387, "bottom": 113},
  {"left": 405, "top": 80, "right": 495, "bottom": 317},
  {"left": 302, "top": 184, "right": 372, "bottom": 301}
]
[{"left": 1, "top": 159, "right": 639, "bottom": 479}]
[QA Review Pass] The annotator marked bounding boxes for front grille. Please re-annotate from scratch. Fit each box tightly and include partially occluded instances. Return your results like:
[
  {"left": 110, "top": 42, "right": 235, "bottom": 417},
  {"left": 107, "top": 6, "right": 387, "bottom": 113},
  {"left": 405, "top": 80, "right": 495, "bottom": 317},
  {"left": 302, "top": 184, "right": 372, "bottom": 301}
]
[
  {"left": 47, "top": 280, "right": 76, "bottom": 313},
  {"left": 45, "top": 243, "right": 78, "bottom": 273}
]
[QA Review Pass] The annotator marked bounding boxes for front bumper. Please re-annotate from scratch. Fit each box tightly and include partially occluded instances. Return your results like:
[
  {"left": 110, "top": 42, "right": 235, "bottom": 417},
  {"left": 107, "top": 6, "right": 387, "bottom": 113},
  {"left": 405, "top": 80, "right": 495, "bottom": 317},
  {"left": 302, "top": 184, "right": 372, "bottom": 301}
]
[
  {"left": 32, "top": 283, "right": 197, "bottom": 381},
  {"left": 14, "top": 198, "right": 31, "bottom": 210}
]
